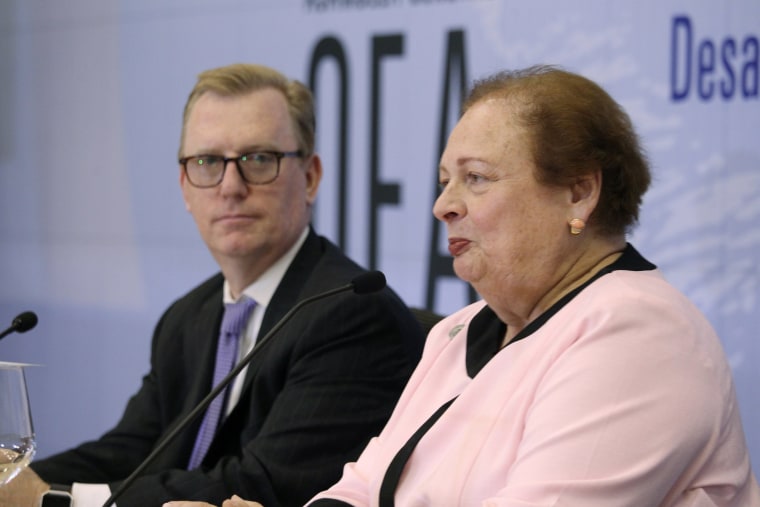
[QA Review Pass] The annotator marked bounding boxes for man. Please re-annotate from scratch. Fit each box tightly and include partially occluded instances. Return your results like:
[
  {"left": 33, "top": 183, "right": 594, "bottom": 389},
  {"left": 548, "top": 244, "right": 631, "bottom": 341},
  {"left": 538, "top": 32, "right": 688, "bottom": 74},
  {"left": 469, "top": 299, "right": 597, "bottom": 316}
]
[{"left": 1, "top": 63, "right": 424, "bottom": 507}]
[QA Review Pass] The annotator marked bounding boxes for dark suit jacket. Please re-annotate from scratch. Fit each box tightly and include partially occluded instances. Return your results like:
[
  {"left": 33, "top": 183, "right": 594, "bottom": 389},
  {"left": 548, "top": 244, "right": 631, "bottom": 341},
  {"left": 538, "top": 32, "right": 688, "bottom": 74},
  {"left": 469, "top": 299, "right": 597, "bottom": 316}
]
[{"left": 32, "top": 230, "right": 425, "bottom": 507}]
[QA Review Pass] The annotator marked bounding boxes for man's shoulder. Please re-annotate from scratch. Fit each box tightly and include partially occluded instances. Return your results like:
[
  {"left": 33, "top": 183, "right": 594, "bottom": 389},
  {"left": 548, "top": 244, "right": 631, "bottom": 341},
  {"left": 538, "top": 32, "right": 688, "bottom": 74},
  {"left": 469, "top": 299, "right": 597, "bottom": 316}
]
[
  {"left": 286, "top": 233, "right": 366, "bottom": 290},
  {"left": 312, "top": 236, "right": 364, "bottom": 276}
]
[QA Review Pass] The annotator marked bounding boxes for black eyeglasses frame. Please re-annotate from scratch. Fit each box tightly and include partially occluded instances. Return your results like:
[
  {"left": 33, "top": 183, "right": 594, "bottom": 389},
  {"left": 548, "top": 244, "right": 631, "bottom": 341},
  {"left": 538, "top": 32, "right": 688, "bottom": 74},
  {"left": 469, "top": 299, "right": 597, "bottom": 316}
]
[{"left": 178, "top": 150, "right": 303, "bottom": 188}]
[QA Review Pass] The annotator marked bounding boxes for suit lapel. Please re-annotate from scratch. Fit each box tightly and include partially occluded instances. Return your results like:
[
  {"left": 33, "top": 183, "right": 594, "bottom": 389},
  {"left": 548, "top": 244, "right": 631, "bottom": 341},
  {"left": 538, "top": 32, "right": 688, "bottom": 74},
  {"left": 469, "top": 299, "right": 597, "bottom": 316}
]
[
  {"left": 256, "top": 229, "right": 324, "bottom": 339},
  {"left": 191, "top": 289, "right": 225, "bottom": 405},
  {"left": 156, "top": 276, "right": 224, "bottom": 469},
  {"left": 234, "top": 229, "right": 326, "bottom": 401}
]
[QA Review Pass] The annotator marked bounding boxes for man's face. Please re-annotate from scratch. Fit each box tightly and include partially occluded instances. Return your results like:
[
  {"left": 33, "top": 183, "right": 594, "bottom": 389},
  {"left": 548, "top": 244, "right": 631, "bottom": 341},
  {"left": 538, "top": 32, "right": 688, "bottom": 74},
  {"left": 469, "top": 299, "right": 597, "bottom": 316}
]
[{"left": 179, "top": 88, "right": 321, "bottom": 281}]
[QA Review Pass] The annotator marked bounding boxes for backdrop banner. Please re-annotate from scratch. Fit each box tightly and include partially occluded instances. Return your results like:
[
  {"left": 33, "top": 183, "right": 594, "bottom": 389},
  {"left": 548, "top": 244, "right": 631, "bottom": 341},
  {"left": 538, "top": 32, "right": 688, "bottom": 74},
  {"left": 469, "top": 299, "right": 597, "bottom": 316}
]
[{"left": 1, "top": 0, "right": 758, "bottom": 468}]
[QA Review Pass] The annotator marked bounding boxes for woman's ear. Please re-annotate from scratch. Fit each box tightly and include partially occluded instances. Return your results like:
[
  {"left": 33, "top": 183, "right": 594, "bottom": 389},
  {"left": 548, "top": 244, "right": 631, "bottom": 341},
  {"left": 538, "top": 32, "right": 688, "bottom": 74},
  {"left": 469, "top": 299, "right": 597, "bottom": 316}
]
[{"left": 569, "top": 170, "right": 602, "bottom": 219}]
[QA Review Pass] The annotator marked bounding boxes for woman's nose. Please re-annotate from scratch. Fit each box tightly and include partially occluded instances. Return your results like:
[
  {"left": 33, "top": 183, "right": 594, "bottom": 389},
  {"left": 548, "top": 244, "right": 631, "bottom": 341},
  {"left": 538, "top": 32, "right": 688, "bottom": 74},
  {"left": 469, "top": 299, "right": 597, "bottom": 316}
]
[{"left": 433, "top": 184, "right": 463, "bottom": 222}]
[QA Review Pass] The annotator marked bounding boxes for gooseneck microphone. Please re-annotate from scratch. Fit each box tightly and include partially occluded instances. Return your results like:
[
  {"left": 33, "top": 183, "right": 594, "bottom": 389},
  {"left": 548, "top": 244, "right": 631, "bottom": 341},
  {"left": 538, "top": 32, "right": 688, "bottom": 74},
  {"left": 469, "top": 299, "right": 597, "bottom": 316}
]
[
  {"left": 102, "top": 271, "right": 387, "bottom": 507},
  {"left": 0, "top": 311, "right": 39, "bottom": 341}
]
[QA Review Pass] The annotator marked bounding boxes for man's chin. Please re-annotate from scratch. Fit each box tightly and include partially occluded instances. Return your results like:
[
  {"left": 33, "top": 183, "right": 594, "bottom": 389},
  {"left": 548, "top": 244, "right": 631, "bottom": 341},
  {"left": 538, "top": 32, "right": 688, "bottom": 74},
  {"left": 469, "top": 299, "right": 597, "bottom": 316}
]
[{"left": 211, "top": 239, "right": 265, "bottom": 260}]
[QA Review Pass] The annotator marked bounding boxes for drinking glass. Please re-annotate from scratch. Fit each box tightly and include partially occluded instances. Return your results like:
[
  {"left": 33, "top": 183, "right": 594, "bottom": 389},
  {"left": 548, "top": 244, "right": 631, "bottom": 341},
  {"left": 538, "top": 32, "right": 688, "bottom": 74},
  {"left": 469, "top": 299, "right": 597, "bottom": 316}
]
[{"left": 0, "top": 362, "right": 36, "bottom": 486}]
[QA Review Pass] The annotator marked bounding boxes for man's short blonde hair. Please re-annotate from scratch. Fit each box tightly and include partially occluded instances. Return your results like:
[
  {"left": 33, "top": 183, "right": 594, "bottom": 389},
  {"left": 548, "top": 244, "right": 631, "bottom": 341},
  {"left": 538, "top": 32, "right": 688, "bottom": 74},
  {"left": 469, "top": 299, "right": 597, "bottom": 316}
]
[{"left": 178, "top": 63, "right": 315, "bottom": 158}]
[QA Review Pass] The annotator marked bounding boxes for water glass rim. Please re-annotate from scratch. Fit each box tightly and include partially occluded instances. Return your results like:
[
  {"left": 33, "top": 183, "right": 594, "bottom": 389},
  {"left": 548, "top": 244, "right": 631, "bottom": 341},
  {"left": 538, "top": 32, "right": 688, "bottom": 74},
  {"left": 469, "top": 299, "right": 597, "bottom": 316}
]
[{"left": 0, "top": 361, "right": 39, "bottom": 368}]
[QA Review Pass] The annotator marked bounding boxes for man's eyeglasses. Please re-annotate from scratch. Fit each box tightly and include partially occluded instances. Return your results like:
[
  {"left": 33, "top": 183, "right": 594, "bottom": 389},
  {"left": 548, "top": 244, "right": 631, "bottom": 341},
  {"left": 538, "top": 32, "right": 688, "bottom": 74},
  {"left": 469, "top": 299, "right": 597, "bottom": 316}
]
[{"left": 178, "top": 150, "right": 303, "bottom": 188}]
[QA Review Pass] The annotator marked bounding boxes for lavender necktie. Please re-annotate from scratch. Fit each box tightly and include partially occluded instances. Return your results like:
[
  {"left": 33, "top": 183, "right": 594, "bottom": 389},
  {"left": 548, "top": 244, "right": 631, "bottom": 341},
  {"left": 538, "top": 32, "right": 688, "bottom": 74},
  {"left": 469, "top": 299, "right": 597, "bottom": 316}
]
[{"left": 188, "top": 296, "right": 257, "bottom": 469}]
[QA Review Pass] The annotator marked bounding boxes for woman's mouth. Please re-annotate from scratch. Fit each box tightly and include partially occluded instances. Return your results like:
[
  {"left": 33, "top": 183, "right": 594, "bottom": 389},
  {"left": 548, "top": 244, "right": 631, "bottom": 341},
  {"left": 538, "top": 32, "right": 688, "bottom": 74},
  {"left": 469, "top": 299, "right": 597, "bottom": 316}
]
[{"left": 448, "top": 238, "right": 471, "bottom": 256}]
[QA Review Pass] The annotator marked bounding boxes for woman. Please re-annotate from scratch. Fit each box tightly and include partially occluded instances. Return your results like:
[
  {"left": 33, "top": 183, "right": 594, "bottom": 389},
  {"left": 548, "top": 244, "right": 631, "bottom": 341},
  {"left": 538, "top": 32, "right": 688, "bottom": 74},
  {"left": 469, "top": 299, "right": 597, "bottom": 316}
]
[{"left": 168, "top": 66, "right": 760, "bottom": 507}]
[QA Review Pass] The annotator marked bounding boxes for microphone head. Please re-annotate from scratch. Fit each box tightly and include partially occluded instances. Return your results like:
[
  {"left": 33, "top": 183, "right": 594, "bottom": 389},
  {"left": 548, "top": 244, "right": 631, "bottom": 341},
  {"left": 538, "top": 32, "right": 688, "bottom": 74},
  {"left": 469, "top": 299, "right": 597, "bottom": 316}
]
[
  {"left": 12, "top": 311, "right": 38, "bottom": 333},
  {"left": 351, "top": 271, "right": 386, "bottom": 295}
]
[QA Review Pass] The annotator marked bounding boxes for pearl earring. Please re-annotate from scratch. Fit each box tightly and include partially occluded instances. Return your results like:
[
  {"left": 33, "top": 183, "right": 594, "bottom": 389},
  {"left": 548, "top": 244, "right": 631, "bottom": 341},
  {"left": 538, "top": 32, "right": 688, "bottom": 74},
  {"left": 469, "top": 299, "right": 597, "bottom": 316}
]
[{"left": 569, "top": 218, "right": 586, "bottom": 235}]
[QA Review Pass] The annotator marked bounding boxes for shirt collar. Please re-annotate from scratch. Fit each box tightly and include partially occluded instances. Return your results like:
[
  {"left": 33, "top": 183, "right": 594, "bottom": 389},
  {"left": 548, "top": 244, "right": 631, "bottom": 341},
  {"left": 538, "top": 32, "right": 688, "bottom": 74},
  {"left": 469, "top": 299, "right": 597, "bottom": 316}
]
[{"left": 222, "top": 226, "right": 310, "bottom": 308}]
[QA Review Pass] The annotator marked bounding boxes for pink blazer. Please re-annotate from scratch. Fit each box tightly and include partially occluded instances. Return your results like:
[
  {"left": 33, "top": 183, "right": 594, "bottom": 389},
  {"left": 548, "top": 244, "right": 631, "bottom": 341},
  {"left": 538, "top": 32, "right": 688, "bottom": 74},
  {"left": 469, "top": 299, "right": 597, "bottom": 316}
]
[{"left": 310, "top": 254, "right": 760, "bottom": 506}]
